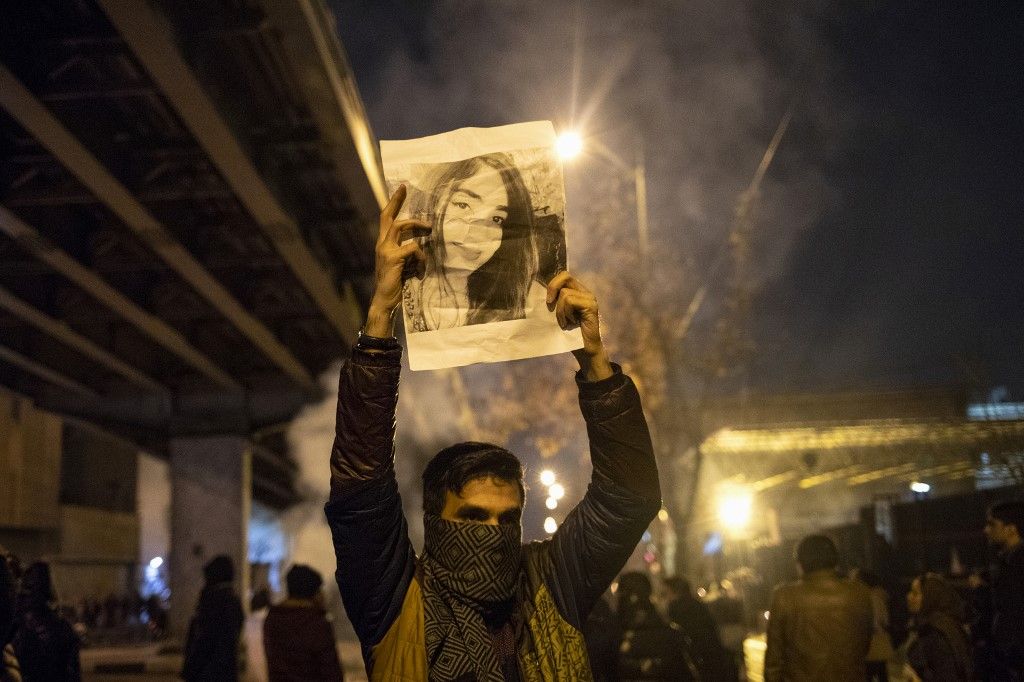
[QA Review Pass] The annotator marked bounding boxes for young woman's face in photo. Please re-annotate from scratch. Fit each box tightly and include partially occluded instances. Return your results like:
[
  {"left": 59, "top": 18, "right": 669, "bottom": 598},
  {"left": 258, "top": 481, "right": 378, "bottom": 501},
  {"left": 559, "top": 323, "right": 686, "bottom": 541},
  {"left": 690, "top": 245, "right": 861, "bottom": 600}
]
[{"left": 441, "top": 166, "right": 508, "bottom": 273}]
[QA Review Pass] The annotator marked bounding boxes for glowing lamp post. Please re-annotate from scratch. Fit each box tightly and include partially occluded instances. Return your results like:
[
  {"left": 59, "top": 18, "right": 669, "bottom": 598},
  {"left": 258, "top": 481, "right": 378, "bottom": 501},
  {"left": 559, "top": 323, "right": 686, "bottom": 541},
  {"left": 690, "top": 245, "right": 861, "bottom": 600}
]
[
  {"left": 556, "top": 131, "right": 583, "bottom": 160},
  {"left": 717, "top": 487, "right": 754, "bottom": 536}
]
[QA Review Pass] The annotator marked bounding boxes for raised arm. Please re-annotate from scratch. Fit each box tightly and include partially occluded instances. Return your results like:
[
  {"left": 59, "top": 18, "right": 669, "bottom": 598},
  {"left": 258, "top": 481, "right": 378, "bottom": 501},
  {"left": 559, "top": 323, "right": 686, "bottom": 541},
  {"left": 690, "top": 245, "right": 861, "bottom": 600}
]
[
  {"left": 324, "top": 186, "right": 429, "bottom": 649},
  {"left": 542, "top": 273, "right": 662, "bottom": 627}
]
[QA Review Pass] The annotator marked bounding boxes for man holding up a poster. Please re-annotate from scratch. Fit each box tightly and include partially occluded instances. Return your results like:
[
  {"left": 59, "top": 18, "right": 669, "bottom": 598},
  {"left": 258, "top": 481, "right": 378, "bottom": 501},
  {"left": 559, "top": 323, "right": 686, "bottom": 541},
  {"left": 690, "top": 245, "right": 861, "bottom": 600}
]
[{"left": 325, "top": 185, "right": 660, "bottom": 680}]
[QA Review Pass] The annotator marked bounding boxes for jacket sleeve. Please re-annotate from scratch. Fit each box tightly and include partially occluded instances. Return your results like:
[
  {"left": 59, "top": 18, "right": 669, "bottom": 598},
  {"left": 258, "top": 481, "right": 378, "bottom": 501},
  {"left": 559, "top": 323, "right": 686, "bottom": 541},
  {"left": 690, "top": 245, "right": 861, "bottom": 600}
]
[
  {"left": 324, "top": 344, "right": 415, "bottom": 649},
  {"left": 545, "top": 366, "right": 661, "bottom": 629},
  {"left": 763, "top": 587, "right": 786, "bottom": 682}
]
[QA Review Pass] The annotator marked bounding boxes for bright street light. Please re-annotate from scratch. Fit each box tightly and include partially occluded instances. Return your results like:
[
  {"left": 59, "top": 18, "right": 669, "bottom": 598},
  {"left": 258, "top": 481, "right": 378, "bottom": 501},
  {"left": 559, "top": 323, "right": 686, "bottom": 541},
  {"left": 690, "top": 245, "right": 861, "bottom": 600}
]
[
  {"left": 549, "top": 483, "right": 566, "bottom": 500},
  {"left": 539, "top": 469, "right": 556, "bottom": 487},
  {"left": 910, "top": 481, "right": 931, "bottom": 493},
  {"left": 556, "top": 131, "right": 583, "bottom": 160},
  {"left": 544, "top": 517, "right": 558, "bottom": 534},
  {"left": 717, "top": 488, "right": 754, "bottom": 532},
  {"left": 545, "top": 497, "right": 558, "bottom": 510}
]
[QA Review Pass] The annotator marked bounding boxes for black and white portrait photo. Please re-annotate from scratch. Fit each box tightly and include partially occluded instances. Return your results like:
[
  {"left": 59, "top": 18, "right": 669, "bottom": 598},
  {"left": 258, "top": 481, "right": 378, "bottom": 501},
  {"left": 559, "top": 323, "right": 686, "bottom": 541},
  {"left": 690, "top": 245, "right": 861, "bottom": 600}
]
[{"left": 382, "top": 122, "right": 582, "bottom": 370}]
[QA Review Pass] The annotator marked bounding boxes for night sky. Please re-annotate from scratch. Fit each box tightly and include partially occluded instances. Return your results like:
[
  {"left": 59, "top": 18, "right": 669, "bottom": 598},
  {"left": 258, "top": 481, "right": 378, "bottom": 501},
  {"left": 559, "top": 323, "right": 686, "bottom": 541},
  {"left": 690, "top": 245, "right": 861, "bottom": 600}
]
[{"left": 331, "top": 0, "right": 1024, "bottom": 398}]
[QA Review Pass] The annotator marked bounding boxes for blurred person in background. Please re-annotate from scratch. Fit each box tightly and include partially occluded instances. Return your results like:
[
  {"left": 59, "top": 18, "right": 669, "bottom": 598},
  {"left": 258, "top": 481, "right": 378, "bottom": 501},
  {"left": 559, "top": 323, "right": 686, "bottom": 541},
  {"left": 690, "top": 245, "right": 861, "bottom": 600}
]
[
  {"left": 903, "top": 573, "right": 973, "bottom": 682},
  {"left": 985, "top": 501, "right": 1024, "bottom": 681},
  {"left": 764, "top": 534, "right": 872, "bottom": 682},
  {"left": 615, "top": 572, "right": 696, "bottom": 682},
  {"left": 851, "top": 569, "right": 895, "bottom": 682},
  {"left": 583, "top": 589, "right": 621, "bottom": 682},
  {"left": 664, "top": 576, "right": 734, "bottom": 681},
  {"left": 263, "top": 564, "right": 343, "bottom": 682},
  {"left": 181, "top": 555, "right": 244, "bottom": 682},
  {"left": 11, "top": 561, "right": 79, "bottom": 682}
]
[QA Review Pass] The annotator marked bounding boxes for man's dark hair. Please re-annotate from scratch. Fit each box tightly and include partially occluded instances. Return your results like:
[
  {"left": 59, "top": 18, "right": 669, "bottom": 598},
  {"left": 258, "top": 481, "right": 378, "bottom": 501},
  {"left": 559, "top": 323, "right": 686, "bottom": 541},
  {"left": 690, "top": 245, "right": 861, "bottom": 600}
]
[
  {"left": 989, "top": 500, "right": 1024, "bottom": 534},
  {"left": 422, "top": 441, "right": 525, "bottom": 515},
  {"left": 286, "top": 564, "right": 323, "bottom": 600},
  {"left": 795, "top": 534, "right": 839, "bottom": 574},
  {"left": 203, "top": 555, "right": 234, "bottom": 584}
]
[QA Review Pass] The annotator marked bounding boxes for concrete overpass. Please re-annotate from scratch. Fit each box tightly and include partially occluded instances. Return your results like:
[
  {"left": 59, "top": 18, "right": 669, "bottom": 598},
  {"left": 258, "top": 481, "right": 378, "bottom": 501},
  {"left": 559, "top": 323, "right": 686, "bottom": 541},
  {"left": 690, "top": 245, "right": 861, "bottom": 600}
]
[{"left": 0, "top": 0, "right": 382, "bottom": 634}]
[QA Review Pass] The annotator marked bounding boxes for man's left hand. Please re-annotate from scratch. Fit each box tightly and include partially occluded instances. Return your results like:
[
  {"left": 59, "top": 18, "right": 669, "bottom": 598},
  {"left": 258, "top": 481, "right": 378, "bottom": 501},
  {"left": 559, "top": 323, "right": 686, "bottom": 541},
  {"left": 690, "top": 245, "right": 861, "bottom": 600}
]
[{"left": 546, "top": 272, "right": 613, "bottom": 381}]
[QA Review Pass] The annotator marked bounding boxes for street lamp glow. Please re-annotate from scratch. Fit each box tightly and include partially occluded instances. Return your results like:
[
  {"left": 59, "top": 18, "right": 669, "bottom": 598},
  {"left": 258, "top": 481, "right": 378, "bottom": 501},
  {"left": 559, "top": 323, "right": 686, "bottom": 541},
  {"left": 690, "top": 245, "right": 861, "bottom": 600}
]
[
  {"left": 549, "top": 483, "right": 566, "bottom": 500},
  {"left": 556, "top": 131, "right": 583, "bottom": 160},
  {"left": 544, "top": 517, "right": 558, "bottom": 534},
  {"left": 910, "top": 481, "right": 931, "bottom": 493},
  {"left": 539, "top": 469, "right": 556, "bottom": 486},
  {"left": 545, "top": 497, "right": 558, "bottom": 510},
  {"left": 717, "top": 488, "right": 754, "bottom": 532}
]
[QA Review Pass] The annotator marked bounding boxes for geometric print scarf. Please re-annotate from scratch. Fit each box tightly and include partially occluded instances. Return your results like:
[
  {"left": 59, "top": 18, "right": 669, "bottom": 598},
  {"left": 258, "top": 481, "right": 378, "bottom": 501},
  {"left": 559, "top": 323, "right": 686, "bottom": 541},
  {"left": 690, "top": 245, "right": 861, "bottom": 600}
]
[{"left": 421, "top": 514, "right": 522, "bottom": 681}]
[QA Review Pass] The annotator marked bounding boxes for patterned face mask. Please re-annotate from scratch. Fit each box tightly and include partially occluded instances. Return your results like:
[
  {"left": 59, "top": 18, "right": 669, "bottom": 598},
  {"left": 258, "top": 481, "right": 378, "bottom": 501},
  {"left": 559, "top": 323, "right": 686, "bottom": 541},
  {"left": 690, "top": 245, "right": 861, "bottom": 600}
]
[{"left": 422, "top": 513, "right": 522, "bottom": 603}]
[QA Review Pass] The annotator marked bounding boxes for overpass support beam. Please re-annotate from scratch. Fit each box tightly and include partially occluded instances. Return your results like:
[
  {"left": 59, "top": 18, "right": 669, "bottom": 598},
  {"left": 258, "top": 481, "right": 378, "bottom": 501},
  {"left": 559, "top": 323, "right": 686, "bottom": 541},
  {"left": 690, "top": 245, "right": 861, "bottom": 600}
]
[{"left": 168, "top": 436, "right": 251, "bottom": 638}]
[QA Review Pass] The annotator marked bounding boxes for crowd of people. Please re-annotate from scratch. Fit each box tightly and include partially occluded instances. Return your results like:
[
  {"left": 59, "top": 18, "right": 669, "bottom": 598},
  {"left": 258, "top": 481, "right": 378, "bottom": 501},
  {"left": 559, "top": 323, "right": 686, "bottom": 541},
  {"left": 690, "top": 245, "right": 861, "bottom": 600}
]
[
  {"left": 0, "top": 189, "right": 1021, "bottom": 682},
  {"left": 762, "top": 500, "right": 1024, "bottom": 682}
]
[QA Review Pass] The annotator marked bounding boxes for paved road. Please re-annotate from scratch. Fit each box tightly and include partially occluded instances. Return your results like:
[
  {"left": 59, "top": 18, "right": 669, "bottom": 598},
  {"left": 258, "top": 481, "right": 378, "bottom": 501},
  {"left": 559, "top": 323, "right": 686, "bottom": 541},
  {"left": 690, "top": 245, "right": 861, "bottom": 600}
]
[{"left": 81, "top": 638, "right": 367, "bottom": 682}]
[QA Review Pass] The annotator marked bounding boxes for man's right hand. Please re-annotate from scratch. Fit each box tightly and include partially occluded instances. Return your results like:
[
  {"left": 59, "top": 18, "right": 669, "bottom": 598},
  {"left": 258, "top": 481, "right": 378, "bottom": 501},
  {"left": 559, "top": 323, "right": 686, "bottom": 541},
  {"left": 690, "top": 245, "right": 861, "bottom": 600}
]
[{"left": 364, "top": 185, "right": 431, "bottom": 337}]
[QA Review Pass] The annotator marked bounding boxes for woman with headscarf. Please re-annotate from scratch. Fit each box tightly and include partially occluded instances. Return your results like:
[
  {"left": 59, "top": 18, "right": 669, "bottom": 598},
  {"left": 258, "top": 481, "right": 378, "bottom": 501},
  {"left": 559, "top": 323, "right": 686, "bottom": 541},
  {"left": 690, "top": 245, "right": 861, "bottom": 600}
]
[
  {"left": 904, "top": 572, "right": 974, "bottom": 682},
  {"left": 11, "top": 562, "right": 79, "bottom": 681}
]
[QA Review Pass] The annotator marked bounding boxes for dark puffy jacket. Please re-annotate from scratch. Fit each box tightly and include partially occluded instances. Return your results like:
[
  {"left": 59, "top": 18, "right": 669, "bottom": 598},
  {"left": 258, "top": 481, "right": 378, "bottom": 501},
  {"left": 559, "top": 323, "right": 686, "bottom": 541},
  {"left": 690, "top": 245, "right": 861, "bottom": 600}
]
[
  {"left": 264, "top": 600, "right": 344, "bottom": 682},
  {"left": 181, "top": 583, "right": 243, "bottom": 681},
  {"left": 764, "top": 570, "right": 873, "bottom": 682},
  {"left": 325, "top": 343, "right": 660, "bottom": 680}
]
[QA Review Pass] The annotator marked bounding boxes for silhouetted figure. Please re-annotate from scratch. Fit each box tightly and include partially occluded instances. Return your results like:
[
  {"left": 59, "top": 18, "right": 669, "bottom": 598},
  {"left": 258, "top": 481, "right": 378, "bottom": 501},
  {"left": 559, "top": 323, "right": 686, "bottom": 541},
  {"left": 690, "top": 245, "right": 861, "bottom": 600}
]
[
  {"left": 851, "top": 569, "right": 895, "bottom": 682},
  {"left": 764, "top": 535, "right": 872, "bottom": 682},
  {"left": 616, "top": 572, "right": 696, "bottom": 682},
  {"left": 665, "top": 576, "right": 734, "bottom": 681},
  {"left": 904, "top": 573, "right": 973, "bottom": 682},
  {"left": 181, "top": 555, "right": 244, "bottom": 682},
  {"left": 263, "top": 565, "right": 344, "bottom": 682},
  {"left": 11, "top": 562, "right": 79, "bottom": 682},
  {"left": 1, "top": 547, "right": 21, "bottom": 682},
  {"left": 967, "top": 569, "right": 994, "bottom": 681},
  {"left": 584, "top": 593, "right": 621, "bottom": 682},
  {"left": 985, "top": 501, "right": 1024, "bottom": 681}
]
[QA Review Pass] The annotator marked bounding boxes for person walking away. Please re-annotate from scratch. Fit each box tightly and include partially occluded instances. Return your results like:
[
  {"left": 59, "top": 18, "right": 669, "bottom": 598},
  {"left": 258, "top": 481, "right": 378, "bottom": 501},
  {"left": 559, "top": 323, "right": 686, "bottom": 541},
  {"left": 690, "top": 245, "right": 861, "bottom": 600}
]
[
  {"left": 665, "top": 576, "right": 734, "bottom": 681},
  {"left": 903, "top": 573, "right": 973, "bottom": 681},
  {"left": 11, "top": 562, "right": 79, "bottom": 681},
  {"left": 616, "top": 572, "right": 696, "bottom": 682},
  {"left": 181, "top": 555, "right": 244, "bottom": 681},
  {"left": 764, "top": 534, "right": 873, "bottom": 682},
  {"left": 985, "top": 501, "right": 1024, "bottom": 681},
  {"left": 263, "top": 565, "right": 344, "bottom": 682},
  {"left": 852, "top": 569, "right": 895, "bottom": 682}
]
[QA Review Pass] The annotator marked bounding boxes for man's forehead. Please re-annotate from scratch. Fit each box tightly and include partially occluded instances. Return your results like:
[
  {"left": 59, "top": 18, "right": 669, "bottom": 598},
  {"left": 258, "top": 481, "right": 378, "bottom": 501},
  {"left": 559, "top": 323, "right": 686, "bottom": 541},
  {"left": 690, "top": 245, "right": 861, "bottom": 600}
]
[{"left": 453, "top": 476, "right": 521, "bottom": 502}]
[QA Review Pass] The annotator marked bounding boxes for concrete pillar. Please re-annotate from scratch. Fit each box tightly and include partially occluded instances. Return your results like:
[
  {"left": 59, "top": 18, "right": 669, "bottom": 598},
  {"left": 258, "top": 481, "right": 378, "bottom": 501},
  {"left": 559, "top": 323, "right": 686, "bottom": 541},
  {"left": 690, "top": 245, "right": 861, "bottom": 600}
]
[{"left": 168, "top": 436, "right": 251, "bottom": 638}]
